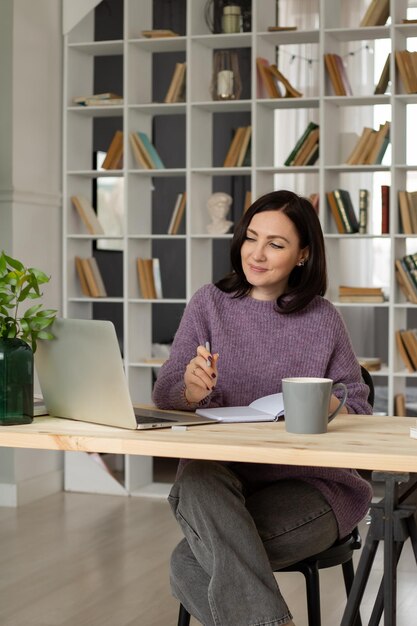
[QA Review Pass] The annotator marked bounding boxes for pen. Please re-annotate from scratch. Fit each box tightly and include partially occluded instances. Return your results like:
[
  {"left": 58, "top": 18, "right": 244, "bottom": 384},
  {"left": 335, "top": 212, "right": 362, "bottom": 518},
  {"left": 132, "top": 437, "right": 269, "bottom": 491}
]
[{"left": 205, "top": 341, "right": 211, "bottom": 367}]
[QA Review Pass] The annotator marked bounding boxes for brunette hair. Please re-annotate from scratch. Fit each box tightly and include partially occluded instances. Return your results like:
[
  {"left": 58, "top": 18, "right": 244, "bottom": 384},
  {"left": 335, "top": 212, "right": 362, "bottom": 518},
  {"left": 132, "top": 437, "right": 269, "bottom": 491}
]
[{"left": 215, "top": 190, "right": 327, "bottom": 313}]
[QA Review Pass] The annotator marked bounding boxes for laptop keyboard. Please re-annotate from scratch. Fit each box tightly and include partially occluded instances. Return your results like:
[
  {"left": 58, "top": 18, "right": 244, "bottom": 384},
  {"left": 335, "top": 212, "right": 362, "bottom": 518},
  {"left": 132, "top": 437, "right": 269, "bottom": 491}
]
[
  {"left": 135, "top": 415, "right": 175, "bottom": 424},
  {"left": 134, "top": 408, "right": 176, "bottom": 424}
]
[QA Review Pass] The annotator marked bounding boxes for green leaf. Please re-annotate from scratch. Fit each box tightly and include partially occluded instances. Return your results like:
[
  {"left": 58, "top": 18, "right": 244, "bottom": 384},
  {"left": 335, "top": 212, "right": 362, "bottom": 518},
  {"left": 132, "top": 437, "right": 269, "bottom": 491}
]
[
  {"left": 3, "top": 253, "right": 24, "bottom": 272},
  {"left": 37, "top": 330, "right": 55, "bottom": 340},
  {"left": 22, "top": 303, "right": 43, "bottom": 318}
]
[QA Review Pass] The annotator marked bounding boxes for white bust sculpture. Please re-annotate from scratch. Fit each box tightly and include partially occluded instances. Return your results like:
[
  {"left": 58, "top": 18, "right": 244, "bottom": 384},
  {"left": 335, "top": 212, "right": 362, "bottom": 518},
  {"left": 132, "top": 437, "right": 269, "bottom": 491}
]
[{"left": 206, "top": 192, "right": 233, "bottom": 235}]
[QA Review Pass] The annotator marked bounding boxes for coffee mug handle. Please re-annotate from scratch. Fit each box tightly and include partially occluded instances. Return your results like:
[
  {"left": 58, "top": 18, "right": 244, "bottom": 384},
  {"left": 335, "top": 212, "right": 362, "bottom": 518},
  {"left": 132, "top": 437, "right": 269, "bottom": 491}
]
[{"left": 328, "top": 382, "right": 348, "bottom": 423}]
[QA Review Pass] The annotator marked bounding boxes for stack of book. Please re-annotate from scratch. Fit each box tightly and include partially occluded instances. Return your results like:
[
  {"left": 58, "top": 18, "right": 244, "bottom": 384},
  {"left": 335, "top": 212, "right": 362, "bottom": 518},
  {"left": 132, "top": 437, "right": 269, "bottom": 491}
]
[
  {"left": 396, "top": 329, "right": 417, "bottom": 373},
  {"left": 75, "top": 256, "right": 107, "bottom": 298},
  {"left": 73, "top": 92, "right": 123, "bottom": 106},
  {"left": 137, "top": 258, "right": 163, "bottom": 299},
  {"left": 398, "top": 190, "right": 417, "bottom": 235},
  {"left": 338, "top": 285, "right": 385, "bottom": 303},
  {"left": 71, "top": 195, "right": 104, "bottom": 235},
  {"left": 101, "top": 130, "right": 123, "bottom": 170},
  {"left": 141, "top": 29, "right": 179, "bottom": 38},
  {"left": 167, "top": 192, "right": 186, "bottom": 235},
  {"left": 129, "top": 131, "right": 165, "bottom": 169},
  {"left": 345, "top": 122, "right": 390, "bottom": 165},
  {"left": 359, "top": 0, "right": 389, "bottom": 27},
  {"left": 223, "top": 126, "right": 252, "bottom": 167},
  {"left": 395, "top": 253, "right": 417, "bottom": 304},
  {"left": 326, "top": 189, "right": 359, "bottom": 234},
  {"left": 284, "top": 122, "right": 319, "bottom": 167},
  {"left": 395, "top": 50, "right": 417, "bottom": 94},
  {"left": 256, "top": 57, "right": 302, "bottom": 99},
  {"left": 164, "top": 62, "right": 186, "bottom": 103},
  {"left": 357, "top": 356, "right": 382, "bottom": 372},
  {"left": 324, "top": 54, "right": 353, "bottom": 96}
]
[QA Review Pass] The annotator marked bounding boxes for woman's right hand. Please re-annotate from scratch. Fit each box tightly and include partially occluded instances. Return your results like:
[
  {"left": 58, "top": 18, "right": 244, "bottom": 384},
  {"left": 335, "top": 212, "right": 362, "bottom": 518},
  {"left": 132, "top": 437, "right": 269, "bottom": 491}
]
[{"left": 183, "top": 345, "right": 219, "bottom": 405}]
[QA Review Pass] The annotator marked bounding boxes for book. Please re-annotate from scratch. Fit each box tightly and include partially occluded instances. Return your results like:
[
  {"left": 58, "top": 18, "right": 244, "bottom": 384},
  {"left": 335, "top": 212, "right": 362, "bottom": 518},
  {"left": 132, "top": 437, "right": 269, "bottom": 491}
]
[
  {"left": 223, "top": 127, "right": 247, "bottom": 167},
  {"left": 395, "top": 50, "right": 417, "bottom": 94},
  {"left": 284, "top": 122, "right": 319, "bottom": 166},
  {"left": 164, "top": 62, "right": 186, "bottom": 103},
  {"left": 76, "top": 97, "right": 123, "bottom": 107},
  {"left": 395, "top": 258, "right": 417, "bottom": 304},
  {"left": 268, "top": 64, "right": 303, "bottom": 98},
  {"left": 374, "top": 53, "right": 390, "bottom": 94},
  {"left": 196, "top": 392, "right": 284, "bottom": 423},
  {"left": 339, "top": 295, "right": 385, "bottom": 303},
  {"left": 75, "top": 257, "right": 107, "bottom": 298},
  {"left": 333, "top": 189, "right": 360, "bottom": 233},
  {"left": 345, "top": 127, "right": 375, "bottom": 165},
  {"left": 359, "top": 189, "right": 368, "bottom": 234},
  {"left": 71, "top": 195, "right": 105, "bottom": 235},
  {"left": 152, "top": 258, "right": 163, "bottom": 299},
  {"left": 144, "top": 259, "right": 157, "bottom": 299},
  {"left": 292, "top": 127, "right": 319, "bottom": 166},
  {"left": 357, "top": 357, "right": 381, "bottom": 372},
  {"left": 339, "top": 285, "right": 384, "bottom": 296},
  {"left": 73, "top": 92, "right": 122, "bottom": 105},
  {"left": 101, "top": 130, "right": 123, "bottom": 170},
  {"left": 141, "top": 29, "right": 179, "bottom": 38},
  {"left": 167, "top": 192, "right": 186, "bottom": 235},
  {"left": 256, "top": 57, "right": 280, "bottom": 98},
  {"left": 394, "top": 393, "right": 406, "bottom": 417},
  {"left": 398, "top": 190, "right": 414, "bottom": 234},
  {"left": 236, "top": 126, "right": 252, "bottom": 167},
  {"left": 129, "top": 131, "right": 154, "bottom": 169},
  {"left": 395, "top": 330, "right": 414, "bottom": 372},
  {"left": 136, "top": 132, "right": 165, "bottom": 169},
  {"left": 359, "top": 0, "right": 390, "bottom": 27},
  {"left": 381, "top": 184, "right": 390, "bottom": 234},
  {"left": 327, "top": 191, "right": 347, "bottom": 234},
  {"left": 364, "top": 121, "right": 390, "bottom": 165},
  {"left": 267, "top": 26, "right": 297, "bottom": 32},
  {"left": 324, "top": 54, "right": 352, "bottom": 96},
  {"left": 333, "top": 54, "right": 353, "bottom": 96},
  {"left": 338, "top": 284, "right": 384, "bottom": 303},
  {"left": 243, "top": 190, "right": 252, "bottom": 213},
  {"left": 88, "top": 257, "right": 107, "bottom": 297},
  {"left": 137, "top": 257, "right": 151, "bottom": 299},
  {"left": 74, "top": 256, "right": 91, "bottom": 297}
]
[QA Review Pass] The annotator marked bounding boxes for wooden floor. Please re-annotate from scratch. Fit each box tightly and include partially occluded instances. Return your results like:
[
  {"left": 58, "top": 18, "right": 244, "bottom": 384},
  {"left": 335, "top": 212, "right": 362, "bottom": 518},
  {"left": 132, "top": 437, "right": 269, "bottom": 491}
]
[{"left": 0, "top": 491, "right": 416, "bottom": 626}]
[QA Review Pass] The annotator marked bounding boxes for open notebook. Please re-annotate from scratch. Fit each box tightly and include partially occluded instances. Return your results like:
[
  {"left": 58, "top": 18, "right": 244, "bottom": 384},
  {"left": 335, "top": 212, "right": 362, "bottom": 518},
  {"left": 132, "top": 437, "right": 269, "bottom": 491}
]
[{"left": 196, "top": 393, "right": 284, "bottom": 423}]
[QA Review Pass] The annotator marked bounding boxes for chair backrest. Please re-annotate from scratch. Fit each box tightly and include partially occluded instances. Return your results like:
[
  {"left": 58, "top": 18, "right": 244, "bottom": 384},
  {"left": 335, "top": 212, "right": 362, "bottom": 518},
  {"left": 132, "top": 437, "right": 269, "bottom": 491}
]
[{"left": 360, "top": 365, "right": 374, "bottom": 408}]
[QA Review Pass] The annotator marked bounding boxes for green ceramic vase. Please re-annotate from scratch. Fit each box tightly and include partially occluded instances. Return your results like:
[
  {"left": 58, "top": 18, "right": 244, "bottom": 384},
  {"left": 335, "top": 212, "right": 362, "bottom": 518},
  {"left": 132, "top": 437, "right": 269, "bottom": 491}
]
[{"left": 0, "top": 338, "right": 33, "bottom": 425}]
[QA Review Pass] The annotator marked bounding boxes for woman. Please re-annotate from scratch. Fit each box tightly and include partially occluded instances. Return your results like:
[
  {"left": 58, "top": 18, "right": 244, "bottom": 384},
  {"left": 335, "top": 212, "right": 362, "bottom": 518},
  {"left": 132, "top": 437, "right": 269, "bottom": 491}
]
[{"left": 153, "top": 190, "right": 372, "bottom": 626}]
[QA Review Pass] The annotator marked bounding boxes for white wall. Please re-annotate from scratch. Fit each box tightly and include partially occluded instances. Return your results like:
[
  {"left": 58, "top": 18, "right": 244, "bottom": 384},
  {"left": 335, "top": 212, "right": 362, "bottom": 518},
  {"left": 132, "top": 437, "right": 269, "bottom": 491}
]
[{"left": 0, "top": 0, "right": 63, "bottom": 507}]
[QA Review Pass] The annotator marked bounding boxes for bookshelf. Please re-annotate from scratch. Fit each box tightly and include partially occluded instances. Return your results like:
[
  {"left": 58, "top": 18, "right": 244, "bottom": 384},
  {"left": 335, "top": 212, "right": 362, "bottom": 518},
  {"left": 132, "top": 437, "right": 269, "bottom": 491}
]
[{"left": 63, "top": 0, "right": 417, "bottom": 495}]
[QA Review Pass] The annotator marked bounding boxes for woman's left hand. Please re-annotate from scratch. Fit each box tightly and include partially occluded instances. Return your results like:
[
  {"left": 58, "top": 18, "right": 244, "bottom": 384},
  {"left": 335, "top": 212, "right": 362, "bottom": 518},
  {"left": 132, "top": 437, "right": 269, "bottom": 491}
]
[{"left": 329, "top": 394, "right": 348, "bottom": 415}]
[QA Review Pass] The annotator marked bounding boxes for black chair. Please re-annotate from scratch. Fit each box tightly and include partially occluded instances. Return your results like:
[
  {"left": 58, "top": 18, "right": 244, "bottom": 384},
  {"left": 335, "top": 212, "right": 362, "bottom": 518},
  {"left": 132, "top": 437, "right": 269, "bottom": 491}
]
[{"left": 177, "top": 366, "right": 374, "bottom": 626}]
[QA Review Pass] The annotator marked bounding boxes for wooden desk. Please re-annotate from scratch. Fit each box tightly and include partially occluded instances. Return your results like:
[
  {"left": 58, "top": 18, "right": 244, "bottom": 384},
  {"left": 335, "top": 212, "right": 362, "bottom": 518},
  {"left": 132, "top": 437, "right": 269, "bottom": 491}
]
[
  {"left": 0, "top": 412, "right": 415, "bottom": 472},
  {"left": 1, "top": 411, "right": 416, "bottom": 625}
]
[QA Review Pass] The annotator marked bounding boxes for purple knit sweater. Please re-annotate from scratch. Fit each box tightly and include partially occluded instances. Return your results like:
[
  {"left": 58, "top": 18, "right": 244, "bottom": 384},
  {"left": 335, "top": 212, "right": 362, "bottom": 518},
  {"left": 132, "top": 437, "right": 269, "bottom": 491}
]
[{"left": 152, "top": 284, "right": 373, "bottom": 538}]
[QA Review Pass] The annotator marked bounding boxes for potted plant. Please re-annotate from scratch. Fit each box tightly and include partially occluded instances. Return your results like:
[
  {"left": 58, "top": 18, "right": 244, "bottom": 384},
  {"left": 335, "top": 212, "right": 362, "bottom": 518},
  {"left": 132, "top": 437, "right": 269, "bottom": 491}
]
[{"left": 0, "top": 251, "right": 56, "bottom": 425}]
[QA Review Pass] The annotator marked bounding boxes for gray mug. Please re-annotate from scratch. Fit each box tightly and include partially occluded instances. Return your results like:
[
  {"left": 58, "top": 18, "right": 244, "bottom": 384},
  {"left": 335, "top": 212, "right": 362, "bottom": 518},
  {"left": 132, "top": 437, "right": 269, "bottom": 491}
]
[{"left": 282, "top": 377, "right": 348, "bottom": 434}]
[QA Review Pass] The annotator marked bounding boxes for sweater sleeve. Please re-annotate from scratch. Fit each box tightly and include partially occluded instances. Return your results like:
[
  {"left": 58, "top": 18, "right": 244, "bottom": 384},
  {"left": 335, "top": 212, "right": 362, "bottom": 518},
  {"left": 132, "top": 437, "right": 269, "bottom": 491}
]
[
  {"left": 326, "top": 308, "right": 373, "bottom": 415},
  {"left": 152, "top": 286, "right": 213, "bottom": 411}
]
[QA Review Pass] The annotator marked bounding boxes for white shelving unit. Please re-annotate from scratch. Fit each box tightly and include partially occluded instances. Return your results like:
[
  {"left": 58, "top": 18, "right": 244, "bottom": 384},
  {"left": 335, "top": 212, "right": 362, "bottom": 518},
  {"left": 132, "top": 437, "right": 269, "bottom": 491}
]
[{"left": 63, "top": 0, "right": 417, "bottom": 496}]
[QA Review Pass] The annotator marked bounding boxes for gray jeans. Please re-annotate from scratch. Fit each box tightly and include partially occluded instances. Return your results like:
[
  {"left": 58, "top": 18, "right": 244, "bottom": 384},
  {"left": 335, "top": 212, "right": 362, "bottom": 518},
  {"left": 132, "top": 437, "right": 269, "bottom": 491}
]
[{"left": 168, "top": 460, "right": 338, "bottom": 626}]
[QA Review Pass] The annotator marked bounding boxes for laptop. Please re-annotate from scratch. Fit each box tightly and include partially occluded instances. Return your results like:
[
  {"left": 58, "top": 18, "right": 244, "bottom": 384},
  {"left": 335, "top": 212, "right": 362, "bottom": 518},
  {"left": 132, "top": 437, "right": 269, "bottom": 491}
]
[{"left": 34, "top": 318, "right": 217, "bottom": 430}]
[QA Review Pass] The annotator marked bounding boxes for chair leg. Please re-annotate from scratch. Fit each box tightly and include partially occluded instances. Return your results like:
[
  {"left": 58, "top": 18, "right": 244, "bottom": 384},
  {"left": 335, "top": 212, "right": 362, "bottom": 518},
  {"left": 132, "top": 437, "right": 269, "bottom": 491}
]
[
  {"left": 300, "top": 563, "right": 321, "bottom": 626},
  {"left": 342, "top": 559, "right": 362, "bottom": 626},
  {"left": 178, "top": 603, "right": 191, "bottom": 626}
]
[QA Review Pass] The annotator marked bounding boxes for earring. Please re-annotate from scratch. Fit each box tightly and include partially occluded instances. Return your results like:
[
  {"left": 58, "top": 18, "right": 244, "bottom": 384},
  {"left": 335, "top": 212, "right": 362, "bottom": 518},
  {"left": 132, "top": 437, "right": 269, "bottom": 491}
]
[{"left": 297, "top": 259, "right": 305, "bottom": 267}]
